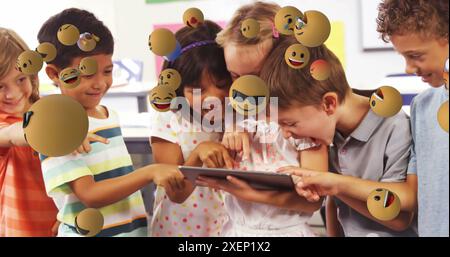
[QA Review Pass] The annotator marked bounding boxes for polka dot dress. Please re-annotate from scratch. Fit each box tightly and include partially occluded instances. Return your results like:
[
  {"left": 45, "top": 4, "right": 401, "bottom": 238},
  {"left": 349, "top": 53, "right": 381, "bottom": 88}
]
[{"left": 150, "top": 111, "right": 228, "bottom": 237}]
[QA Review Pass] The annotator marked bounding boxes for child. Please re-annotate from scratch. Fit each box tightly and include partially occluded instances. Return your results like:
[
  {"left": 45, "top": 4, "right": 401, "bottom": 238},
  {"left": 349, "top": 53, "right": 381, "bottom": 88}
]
[
  {"left": 197, "top": 104, "right": 329, "bottom": 237},
  {"left": 376, "top": 0, "right": 448, "bottom": 237},
  {"left": 38, "top": 8, "right": 184, "bottom": 237},
  {"left": 265, "top": 37, "right": 417, "bottom": 237},
  {"left": 216, "top": 1, "right": 282, "bottom": 80},
  {"left": 0, "top": 27, "right": 58, "bottom": 237},
  {"left": 149, "top": 21, "right": 234, "bottom": 237}
]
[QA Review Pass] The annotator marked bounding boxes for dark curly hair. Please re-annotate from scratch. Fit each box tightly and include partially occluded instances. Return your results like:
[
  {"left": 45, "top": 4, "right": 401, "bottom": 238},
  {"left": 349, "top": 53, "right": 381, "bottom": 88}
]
[
  {"left": 377, "top": 0, "right": 449, "bottom": 43},
  {"left": 37, "top": 8, "right": 114, "bottom": 69}
]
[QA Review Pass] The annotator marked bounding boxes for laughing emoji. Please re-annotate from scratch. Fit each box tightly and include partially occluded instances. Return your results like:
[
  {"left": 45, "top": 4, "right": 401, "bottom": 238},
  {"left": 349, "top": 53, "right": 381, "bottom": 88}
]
[
  {"left": 229, "top": 75, "right": 269, "bottom": 116},
  {"left": 59, "top": 67, "right": 81, "bottom": 89},
  {"left": 183, "top": 8, "right": 204, "bottom": 28},
  {"left": 77, "top": 32, "right": 100, "bottom": 52},
  {"left": 370, "top": 86, "right": 403, "bottom": 118},
  {"left": 149, "top": 85, "right": 177, "bottom": 112},
  {"left": 79, "top": 57, "right": 98, "bottom": 76},
  {"left": 284, "top": 44, "right": 310, "bottom": 69},
  {"left": 36, "top": 42, "right": 57, "bottom": 63},
  {"left": 367, "top": 188, "right": 401, "bottom": 221}
]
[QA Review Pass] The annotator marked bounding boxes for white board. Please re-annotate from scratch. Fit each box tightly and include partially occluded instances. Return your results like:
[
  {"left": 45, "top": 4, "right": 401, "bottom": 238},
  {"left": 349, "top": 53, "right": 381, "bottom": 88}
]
[{"left": 360, "top": 0, "right": 393, "bottom": 50}]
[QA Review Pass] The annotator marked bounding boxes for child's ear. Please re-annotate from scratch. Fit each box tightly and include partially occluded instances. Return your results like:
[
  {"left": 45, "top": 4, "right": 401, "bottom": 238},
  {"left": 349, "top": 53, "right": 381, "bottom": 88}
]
[
  {"left": 321, "top": 92, "right": 338, "bottom": 115},
  {"left": 45, "top": 64, "right": 61, "bottom": 86}
]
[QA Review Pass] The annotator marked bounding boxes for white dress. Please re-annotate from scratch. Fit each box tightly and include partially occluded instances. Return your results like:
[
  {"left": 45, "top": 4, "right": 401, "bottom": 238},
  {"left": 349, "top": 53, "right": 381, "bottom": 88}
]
[
  {"left": 150, "top": 111, "right": 228, "bottom": 237},
  {"left": 221, "top": 120, "right": 318, "bottom": 237}
]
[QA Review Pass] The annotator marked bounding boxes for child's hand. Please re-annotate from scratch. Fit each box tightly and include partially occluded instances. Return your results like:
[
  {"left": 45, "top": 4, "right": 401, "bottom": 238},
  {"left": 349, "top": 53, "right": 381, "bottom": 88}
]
[
  {"left": 277, "top": 166, "right": 340, "bottom": 201},
  {"left": 73, "top": 133, "right": 109, "bottom": 155},
  {"left": 151, "top": 164, "right": 185, "bottom": 191},
  {"left": 193, "top": 142, "right": 234, "bottom": 169},
  {"left": 51, "top": 220, "right": 60, "bottom": 236},
  {"left": 196, "top": 175, "right": 266, "bottom": 203},
  {"left": 222, "top": 132, "right": 251, "bottom": 161}
]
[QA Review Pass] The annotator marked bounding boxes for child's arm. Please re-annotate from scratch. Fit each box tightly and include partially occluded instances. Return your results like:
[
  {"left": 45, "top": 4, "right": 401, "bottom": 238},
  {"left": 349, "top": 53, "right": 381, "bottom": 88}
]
[
  {"left": 0, "top": 122, "right": 110, "bottom": 154},
  {"left": 325, "top": 196, "right": 344, "bottom": 237},
  {"left": 278, "top": 169, "right": 416, "bottom": 231},
  {"left": 0, "top": 122, "right": 28, "bottom": 147},
  {"left": 151, "top": 137, "right": 234, "bottom": 204},
  {"left": 69, "top": 163, "right": 184, "bottom": 208},
  {"left": 197, "top": 144, "right": 329, "bottom": 214}
]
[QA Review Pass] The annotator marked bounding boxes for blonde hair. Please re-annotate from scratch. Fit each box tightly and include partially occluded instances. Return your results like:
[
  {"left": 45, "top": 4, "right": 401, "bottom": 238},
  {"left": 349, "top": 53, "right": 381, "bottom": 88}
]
[
  {"left": 0, "top": 27, "right": 40, "bottom": 103},
  {"left": 216, "top": 1, "right": 281, "bottom": 47}
]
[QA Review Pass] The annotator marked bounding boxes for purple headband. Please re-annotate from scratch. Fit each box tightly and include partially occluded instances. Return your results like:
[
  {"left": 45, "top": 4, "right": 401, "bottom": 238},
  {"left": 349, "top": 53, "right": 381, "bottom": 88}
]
[{"left": 181, "top": 40, "right": 217, "bottom": 54}]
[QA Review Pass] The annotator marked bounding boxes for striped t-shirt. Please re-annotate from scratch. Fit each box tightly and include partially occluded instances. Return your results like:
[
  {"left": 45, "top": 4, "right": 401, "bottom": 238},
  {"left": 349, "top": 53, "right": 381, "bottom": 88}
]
[{"left": 40, "top": 107, "right": 147, "bottom": 237}]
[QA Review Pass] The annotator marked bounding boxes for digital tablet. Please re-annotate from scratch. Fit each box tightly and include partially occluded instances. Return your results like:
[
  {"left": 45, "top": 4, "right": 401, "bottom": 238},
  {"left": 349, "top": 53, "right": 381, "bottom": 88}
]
[{"left": 179, "top": 166, "right": 295, "bottom": 191}]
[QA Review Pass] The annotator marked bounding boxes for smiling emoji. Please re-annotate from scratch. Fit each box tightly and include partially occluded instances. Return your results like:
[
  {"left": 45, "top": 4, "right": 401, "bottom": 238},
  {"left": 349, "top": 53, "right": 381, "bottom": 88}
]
[
  {"left": 16, "top": 50, "right": 44, "bottom": 75},
  {"left": 74, "top": 208, "right": 104, "bottom": 237},
  {"left": 77, "top": 32, "right": 100, "bottom": 52},
  {"left": 241, "top": 18, "right": 260, "bottom": 39},
  {"left": 79, "top": 57, "right": 98, "bottom": 76},
  {"left": 59, "top": 67, "right": 81, "bottom": 89},
  {"left": 36, "top": 42, "right": 57, "bottom": 63},
  {"left": 367, "top": 188, "right": 401, "bottom": 221},
  {"left": 294, "top": 10, "right": 331, "bottom": 48},
  {"left": 23, "top": 94, "right": 89, "bottom": 157},
  {"left": 284, "top": 44, "right": 310, "bottom": 69},
  {"left": 57, "top": 24, "right": 80, "bottom": 46},
  {"left": 274, "top": 6, "right": 304, "bottom": 36},
  {"left": 229, "top": 75, "right": 269, "bottom": 116},
  {"left": 148, "top": 28, "right": 177, "bottom": 57},
  {"left": 183, "top": 8, "right": 204, "bottom": 28},
  {"left": 310, "top": 59, "right": 331, "bottom": 81},
  {"left": 370, "top": 86, "right": 403, "bottom": 118}
]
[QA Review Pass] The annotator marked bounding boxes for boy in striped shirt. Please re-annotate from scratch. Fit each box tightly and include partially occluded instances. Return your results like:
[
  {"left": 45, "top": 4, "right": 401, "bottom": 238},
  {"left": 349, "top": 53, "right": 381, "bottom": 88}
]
[{"left": 37, "top": 8, "right": 184, "bottom": 237}]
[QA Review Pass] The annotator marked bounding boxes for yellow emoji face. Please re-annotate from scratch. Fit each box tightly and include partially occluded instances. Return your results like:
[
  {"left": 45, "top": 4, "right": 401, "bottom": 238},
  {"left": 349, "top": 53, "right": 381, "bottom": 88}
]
[
  {"left": 159, "top": 68, "right": 181, "bottom": 89},
  {"left": 310, "top": 59, "right": 331, "bottom": 81},
  {"left": 77, "top": 32, "right": 99, "bottom": 52},
  {"left": 367, "top": 188, "right": 401, "bottom": 221},
  {"left": 59, "top": 67, "right": 81, "bottom": 89},
  {"left": 75, "top": 208, "right": 104, "bottom": 237},
  {"left": 149, "top": 85, "right": 177, "bottom": 112},
  {"left": 274, "top": 6, "right": 304, "bottom": 36},
  {"left": 148, "top": 28, "right": 177, "bottom": 57},
  {"left": 23, "top": 95, "right": 89, "bottom": 157},
  {"left": 36, "top": 42, "right": 57, "bottom": 63},
  {"left": 57, "top": 24, "right": 80, "bottom": 46},
  {"left": 229, "top": 75, "right": 269, "bottom": 116},
  {"left": 79, "top": 57, "right": 98, "bottom": 76},
  {"left": 241, "top": 18, "right": 260, "bottom": 39},
  {"left": 294, "top": 10, "right": 331, "bottom": 47},
  {"left": 370, "top": 86, "right": 403, "bottom": 118},
  {"left": 284, "top": 44, "right": 310, "bottom": 69},
  {"left": 437, "top": 101, "right": 449, "bottom": 133},
  {"left": 16, "top": 50, "right": 43, "bottom": 75},
  {"left": 183, "top": 8, "right": 204, "bottom": 28}
]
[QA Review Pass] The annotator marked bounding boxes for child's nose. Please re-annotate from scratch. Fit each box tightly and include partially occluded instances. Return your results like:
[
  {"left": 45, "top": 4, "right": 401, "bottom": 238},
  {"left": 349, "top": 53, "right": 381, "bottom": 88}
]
[
  {"left": 281, "top": 128, "right": 292, "bottom": 139},
  {"left": 405, "top": 60, "right": 418, "bottom": 75}
]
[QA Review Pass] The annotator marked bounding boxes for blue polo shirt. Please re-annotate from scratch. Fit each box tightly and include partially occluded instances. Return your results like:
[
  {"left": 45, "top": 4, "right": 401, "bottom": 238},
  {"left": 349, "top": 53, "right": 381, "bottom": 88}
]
[{"left": 408, "top": 86, "right": 449, "bottom": 237}]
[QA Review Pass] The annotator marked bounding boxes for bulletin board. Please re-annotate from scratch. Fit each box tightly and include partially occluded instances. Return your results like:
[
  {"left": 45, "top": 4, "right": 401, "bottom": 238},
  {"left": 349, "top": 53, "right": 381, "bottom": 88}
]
[{"left": 360, "top": 0, "right": 393, "bottom": 50}]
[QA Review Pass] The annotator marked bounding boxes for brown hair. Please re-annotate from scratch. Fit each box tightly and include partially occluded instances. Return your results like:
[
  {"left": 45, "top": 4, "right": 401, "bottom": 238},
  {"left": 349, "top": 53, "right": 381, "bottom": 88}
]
[
  {"left": 162, "top": 20, "right": 232, "bottom": 97},
  {"left": 377, "top": 0, "right": 449, "bottom": 43},
  {"left": 0, "top": 28, "right": 40, "bottom": 103},
  {"left": 216, "top": 1, "right": 281, "bottom": 47},
  {"left": 261, "top": 37, "right": 351, "bottom": 109},
  {"left": 37, "top": 8, "right": 114, "bottom": 69}
]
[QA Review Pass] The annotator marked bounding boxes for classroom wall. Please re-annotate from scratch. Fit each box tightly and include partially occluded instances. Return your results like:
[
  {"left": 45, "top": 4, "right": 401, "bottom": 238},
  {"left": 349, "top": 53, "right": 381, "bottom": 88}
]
[{"left": 1, "top": 0, "right": 407, "bottom": 90}]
